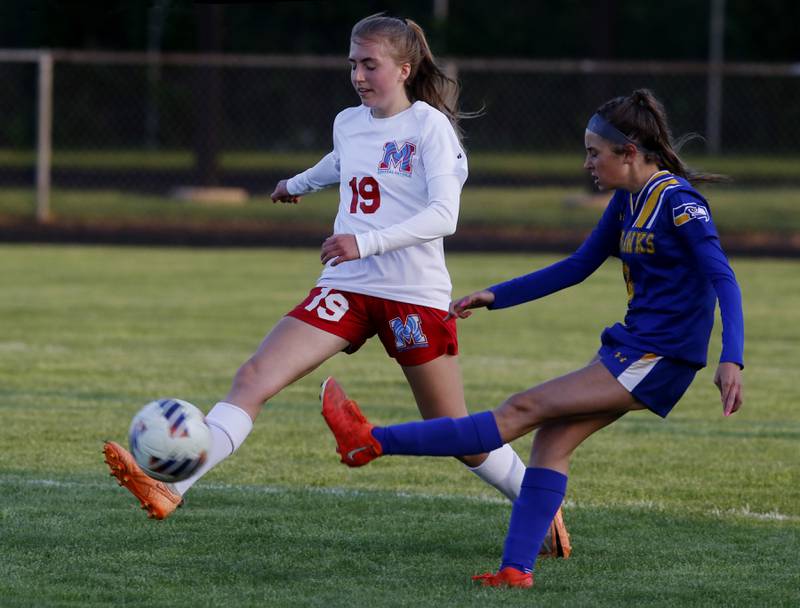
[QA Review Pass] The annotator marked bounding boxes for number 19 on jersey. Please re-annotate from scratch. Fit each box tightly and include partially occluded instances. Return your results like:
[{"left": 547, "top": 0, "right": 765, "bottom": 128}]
[{"left": 348, "top": 176, "right": 381, "bottom": 214}]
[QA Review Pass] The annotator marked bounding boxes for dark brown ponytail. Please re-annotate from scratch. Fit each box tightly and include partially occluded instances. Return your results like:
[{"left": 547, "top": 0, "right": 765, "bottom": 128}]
[{"left": 597, "top": 89, "right": 727, "bottom": 184}]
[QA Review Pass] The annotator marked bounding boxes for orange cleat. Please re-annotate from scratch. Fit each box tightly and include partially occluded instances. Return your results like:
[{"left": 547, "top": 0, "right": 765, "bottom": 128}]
[
  {"left": 320, "top": 377, "right": 382, "bottom": 467},
  {"left": 472, "top": 566, "right": 533, "bottom": 588},
  {"left": 538, "top": 506, "right": 572, "bottom": 559},
  {"left": 103, "top": 440, "right": 183, "bottom": 520}
]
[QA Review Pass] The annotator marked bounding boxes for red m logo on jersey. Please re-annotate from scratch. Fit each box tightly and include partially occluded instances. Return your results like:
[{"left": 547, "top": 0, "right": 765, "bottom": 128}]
[{"left": 378, "top": 141, "right": 416, "bottom": 176}]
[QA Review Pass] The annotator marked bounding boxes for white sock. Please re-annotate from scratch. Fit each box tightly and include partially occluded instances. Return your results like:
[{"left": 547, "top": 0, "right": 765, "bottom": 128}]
[
  {"left": 172, "top": 401, "right": 253, "bottom": 496},
  {"left": 467, "top": 443, "right": 526, "bottom": 501}
]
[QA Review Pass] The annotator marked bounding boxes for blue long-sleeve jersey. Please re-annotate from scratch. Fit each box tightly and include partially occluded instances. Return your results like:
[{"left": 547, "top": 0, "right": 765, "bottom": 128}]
[{"left": 488, "top": 171, "right": 744, "bottom": 368}]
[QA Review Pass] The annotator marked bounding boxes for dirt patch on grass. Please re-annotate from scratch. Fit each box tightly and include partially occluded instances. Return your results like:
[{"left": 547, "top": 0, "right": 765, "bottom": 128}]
[{"left": 1, "top": 217, "right": 797, "bottom": 257}]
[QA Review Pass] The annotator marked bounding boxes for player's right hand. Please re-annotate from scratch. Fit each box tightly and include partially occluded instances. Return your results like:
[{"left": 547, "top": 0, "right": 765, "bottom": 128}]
[
  {"left": 714, "top": 361, "right": 743, "bottom": 417},
  {"left": 270, "top": 179, "right": 300, "bottom": 204},
  {"left": 445, "top": 290, "right": 495, "bottom": 320}
]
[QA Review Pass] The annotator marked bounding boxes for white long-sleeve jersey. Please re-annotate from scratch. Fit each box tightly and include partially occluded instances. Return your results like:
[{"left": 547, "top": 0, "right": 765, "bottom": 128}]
[{"left": 286, "top": 101, "right": 468, "bottom": 310}]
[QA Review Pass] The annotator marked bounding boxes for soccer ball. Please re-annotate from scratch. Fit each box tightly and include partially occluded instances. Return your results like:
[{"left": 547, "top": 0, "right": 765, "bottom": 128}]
[{"left": 128, "top": 398, "right": 211, "bottom": 483}]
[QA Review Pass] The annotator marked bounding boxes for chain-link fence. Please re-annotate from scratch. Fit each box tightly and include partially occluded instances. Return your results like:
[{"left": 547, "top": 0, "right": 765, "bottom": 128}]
[{"left": 2, "top": 50, "right": 799, "bottom": 206}]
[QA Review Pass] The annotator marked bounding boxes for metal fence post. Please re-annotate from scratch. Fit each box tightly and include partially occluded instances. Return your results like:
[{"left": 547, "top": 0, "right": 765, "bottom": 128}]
[
  {"left": 706, "top": 0, "right": 725, "bottom": 155},
  {"left": 36, "top": 50, "right": 53, "bottom": 223}
]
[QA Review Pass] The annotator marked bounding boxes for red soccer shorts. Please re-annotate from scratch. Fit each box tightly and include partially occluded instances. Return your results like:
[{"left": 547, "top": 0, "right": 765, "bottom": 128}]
[{"left": 286, "top": 286, "right": 458, "bottom": 366}]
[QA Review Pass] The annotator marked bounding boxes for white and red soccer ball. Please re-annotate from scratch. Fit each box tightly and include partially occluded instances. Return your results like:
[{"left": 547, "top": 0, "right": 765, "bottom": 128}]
[{"left": 128, "top": 398, "right": 211, "bottom": 483}]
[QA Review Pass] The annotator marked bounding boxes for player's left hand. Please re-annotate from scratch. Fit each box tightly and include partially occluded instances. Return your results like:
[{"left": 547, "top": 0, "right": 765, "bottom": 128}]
[
  {"left": 714, "top": 361, "right": 743, "bottom": 417},
  {"left": 321, "top": 233, "right": 360, "bottom": 266},
  {"left": 270, "top": 179, "right": 300, "bottom": 204}
]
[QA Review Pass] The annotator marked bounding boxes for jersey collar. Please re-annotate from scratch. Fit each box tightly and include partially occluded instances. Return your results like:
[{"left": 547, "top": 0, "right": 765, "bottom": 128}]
[{"left": 629, "top": 170, "right": 671, "bottom": 215}]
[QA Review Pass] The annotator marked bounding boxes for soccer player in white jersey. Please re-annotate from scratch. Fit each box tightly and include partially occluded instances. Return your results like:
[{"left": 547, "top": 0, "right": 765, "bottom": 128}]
[{"left": 102, "top": 13, "right": 569, "bottom": 553}]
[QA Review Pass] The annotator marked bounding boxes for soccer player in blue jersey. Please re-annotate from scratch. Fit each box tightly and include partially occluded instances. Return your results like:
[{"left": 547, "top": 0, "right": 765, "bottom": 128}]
[{"left": 321, "top": 89, "right": 744, "bottom": 589}]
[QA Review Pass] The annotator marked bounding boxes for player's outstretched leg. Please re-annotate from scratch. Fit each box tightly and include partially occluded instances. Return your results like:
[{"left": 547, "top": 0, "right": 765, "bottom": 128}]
[
  {"left": 103, "top": 441, "right": 183, "bottom": 520},
  {"left": 472, "top": 567, "right": 534, "bottom": 589},
  {"left": 322, "top": 376, "right": 572, "bottom": 558},
  {"left": 320, "top": 377, "right": 383, "bottom": 467}
]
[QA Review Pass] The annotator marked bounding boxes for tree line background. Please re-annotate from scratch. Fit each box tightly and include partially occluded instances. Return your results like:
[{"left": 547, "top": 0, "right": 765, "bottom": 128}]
[
  {"left": 1, "top": 0, "right": 799, "bottom": 62},
  {"left": 2, "top": 0, "right": 798, "bottom": 210}
]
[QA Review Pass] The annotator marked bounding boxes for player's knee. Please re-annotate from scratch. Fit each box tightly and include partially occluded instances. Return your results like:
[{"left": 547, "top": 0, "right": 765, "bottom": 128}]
[
  {"left": 232, "top": 358, "right": 257, "bottom": 387},
  {"left": 501, "top": 390, "right": 545, "bottom": 430},
  {"left": 232, "top": 357, "right": 281, "bottom": 402}
]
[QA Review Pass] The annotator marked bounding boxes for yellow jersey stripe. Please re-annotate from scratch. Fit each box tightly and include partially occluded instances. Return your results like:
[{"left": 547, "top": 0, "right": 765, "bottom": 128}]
[
  {"left": 644, "top": 183, "right": 680, "bottom": 230},
  {"left": 632, "top": 170, "right": 670, "bottom": 212},
  {"left": 634, "top": 178, "right": 679, "bottom": 228}
]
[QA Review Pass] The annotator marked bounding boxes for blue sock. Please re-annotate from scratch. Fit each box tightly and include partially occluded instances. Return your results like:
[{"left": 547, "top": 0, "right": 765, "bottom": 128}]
[
  {"left": 371, "top": 411, "right": 503, "bottom": 456},
  {"left": 500, "top": 467, "right": 568, "bottom": 573}
]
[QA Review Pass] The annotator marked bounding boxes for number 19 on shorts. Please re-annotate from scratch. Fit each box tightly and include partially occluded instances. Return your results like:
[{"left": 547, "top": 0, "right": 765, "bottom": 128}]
[{"left": 304, "top": 287, "right": 349, "bottom": 321}]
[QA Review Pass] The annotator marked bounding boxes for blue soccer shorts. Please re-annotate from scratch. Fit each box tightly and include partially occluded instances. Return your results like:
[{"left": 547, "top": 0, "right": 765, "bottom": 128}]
[{"left": 597, "top": 339, "right": 699, "bottom": 417}]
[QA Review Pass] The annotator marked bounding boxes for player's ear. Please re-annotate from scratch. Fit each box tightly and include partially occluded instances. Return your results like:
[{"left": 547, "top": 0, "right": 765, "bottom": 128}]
[
  {"left": 398, "top": 62, "right": 411, "bottom": 83},
  {"left": 621, "top": 143, "right": 639, "bottom": 164}
]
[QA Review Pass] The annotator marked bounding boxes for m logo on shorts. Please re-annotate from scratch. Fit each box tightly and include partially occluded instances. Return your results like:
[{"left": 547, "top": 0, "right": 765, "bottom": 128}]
[
  {"left": 389, "top": 314, "right": 428, "bottom": 351},
  {"left": 378, "top": 141, "right": 416, "bottom": 176}
]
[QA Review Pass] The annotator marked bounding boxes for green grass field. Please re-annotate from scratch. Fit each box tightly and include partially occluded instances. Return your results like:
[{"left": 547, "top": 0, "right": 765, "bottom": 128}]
[
  {"left": 2, "top": 149, "right": 800, "bottom": 179},
  {"left": 1, "top": 246, "right": 798, "bottom": 607}
]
